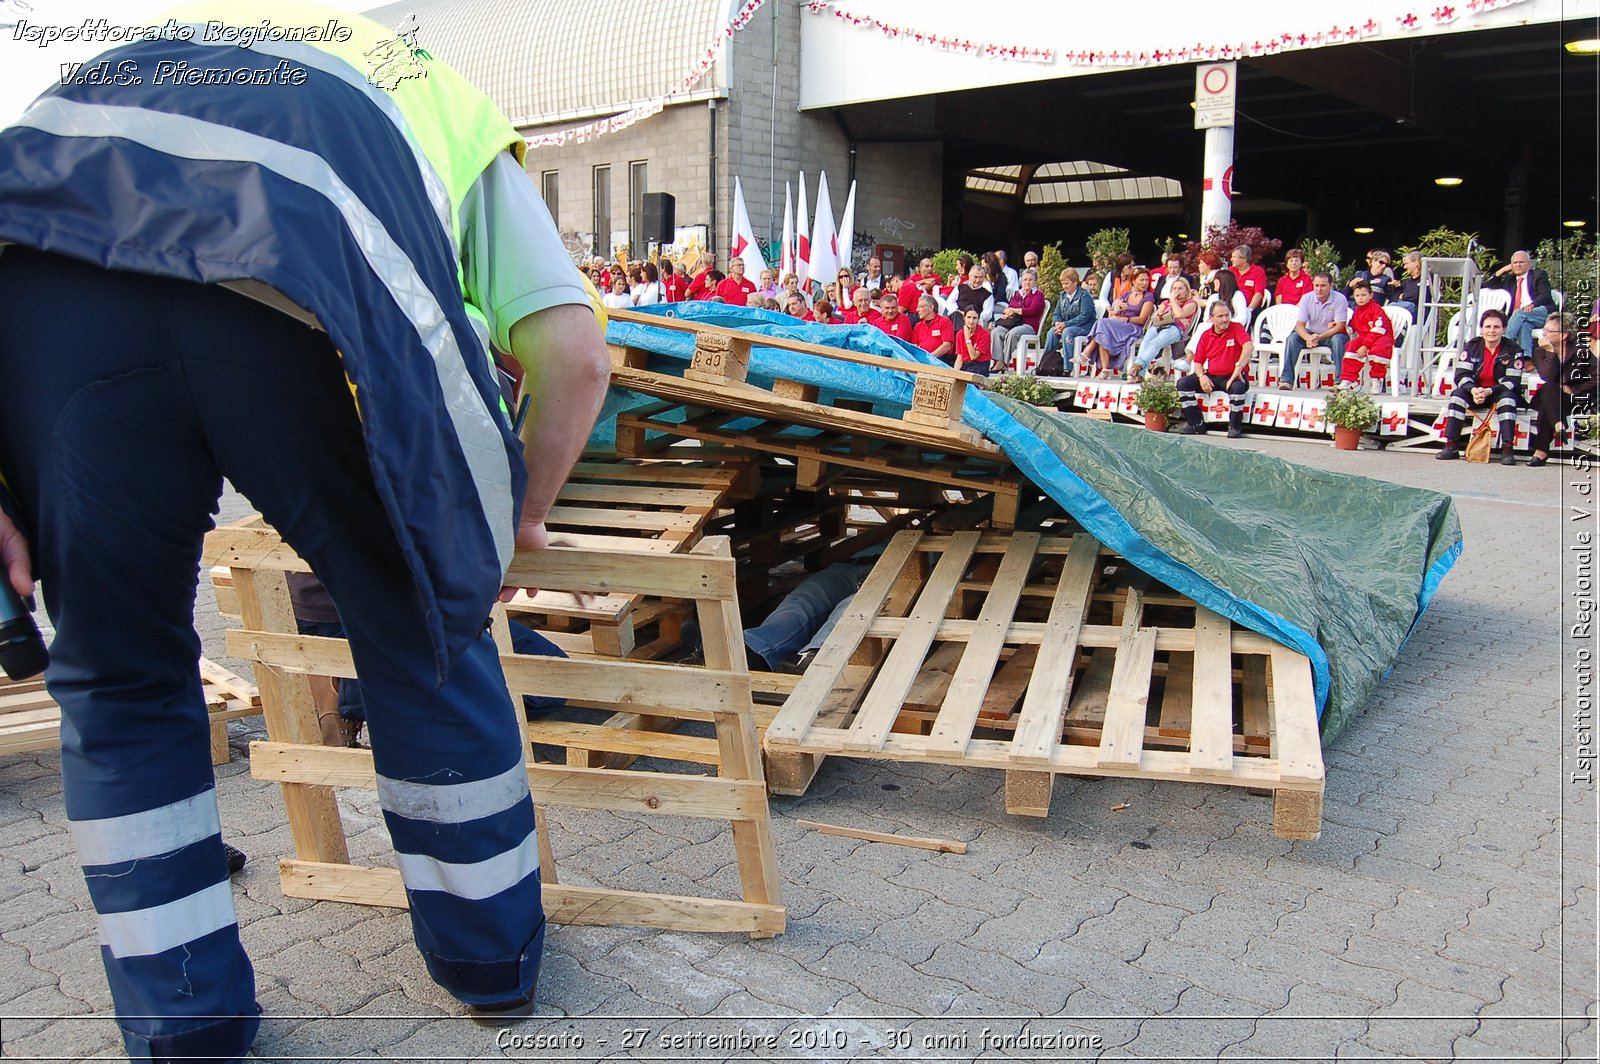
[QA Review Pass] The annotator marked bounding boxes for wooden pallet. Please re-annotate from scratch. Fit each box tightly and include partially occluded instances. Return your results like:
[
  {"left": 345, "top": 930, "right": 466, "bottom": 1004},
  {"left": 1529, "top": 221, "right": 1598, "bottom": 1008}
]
[
  {"left": 0, "top": 658, "right": 260, "bottom": 766},
  {"left": 763, "top": 530, "right": 1325, "bottom": 839},
  {"left": 202, "top": 525, "right": 784, "bottom": 938}
]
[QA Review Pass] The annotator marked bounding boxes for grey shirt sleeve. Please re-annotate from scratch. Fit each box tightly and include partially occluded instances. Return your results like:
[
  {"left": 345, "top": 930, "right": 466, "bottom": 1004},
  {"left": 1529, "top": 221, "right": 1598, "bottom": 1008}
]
[{"left": 458, "top": 151, "right": 595, "bottom": 359}]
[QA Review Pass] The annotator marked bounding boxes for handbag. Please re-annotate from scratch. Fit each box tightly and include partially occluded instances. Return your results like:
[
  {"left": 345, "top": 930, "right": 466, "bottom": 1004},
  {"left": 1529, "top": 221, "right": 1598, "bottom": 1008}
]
[{"left": 1464, "top": 418, "right": 1494, "bottom": 463}]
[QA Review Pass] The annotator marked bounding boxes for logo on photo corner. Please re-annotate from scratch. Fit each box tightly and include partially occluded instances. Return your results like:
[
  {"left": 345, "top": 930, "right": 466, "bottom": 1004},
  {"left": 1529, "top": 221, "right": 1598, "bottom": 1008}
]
[{"left": 364, "top": 14, "right": 430, "bottom": 90}]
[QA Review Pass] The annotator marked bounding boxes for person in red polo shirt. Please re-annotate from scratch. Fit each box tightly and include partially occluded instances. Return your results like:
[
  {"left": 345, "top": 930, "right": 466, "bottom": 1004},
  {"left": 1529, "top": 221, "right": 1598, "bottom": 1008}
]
[
  {"left": 662, "top": 260, "right": 689, "bottom": 302},
  {"left": 842, "top": 287, "right": 879, "bottom": 325},
  {"left": 953, "top": 308, "right": 993, "bottom": 375},
  {"left": 1229, "top": 245, "right": 1269, "bottom": 314},
  {"left": 1274, "top": 248, "right": 1313, "bottom": 306},
  {"left": 898, "top": 257, "right": 940, "bottom": 315},
  {"left": 715, "top": 258, "right": 757, "bottom": 306},
  {"left": 808, "top": 298, "right": 842, "bottom": 325},
  {"left": 686, "top": 253, "right": 718, "bottom": 300},
  {"left": 912, "top": 294, "right": 954, "bottom": 361},
  {"left": 1176, "top": 301, "right": 1254, "bottom": 438},
  {"left": 871, "top": 290, "right": 915, "bottom": 343}
]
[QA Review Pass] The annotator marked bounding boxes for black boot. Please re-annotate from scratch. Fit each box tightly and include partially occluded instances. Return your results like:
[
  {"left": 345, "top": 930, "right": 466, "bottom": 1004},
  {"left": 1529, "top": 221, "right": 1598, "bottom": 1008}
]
[{"left": 1500, "top": 443, "right": 1516, "bottom": 466}]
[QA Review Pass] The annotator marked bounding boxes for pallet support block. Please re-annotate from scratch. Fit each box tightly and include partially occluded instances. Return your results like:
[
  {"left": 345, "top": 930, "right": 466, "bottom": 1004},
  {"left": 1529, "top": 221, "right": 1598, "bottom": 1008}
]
[{"left": 204, "top": 527, "right": 784, "bottom": 938}]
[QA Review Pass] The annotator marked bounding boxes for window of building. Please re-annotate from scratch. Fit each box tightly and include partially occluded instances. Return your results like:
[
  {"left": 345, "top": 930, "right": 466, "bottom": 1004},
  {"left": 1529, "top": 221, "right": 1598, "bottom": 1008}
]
[
  {"left": 541, "top": 170, "right": 559, "bottom": 223},
  {"left": 628, "top": 161, "right": 648, "bottom": 253},
  {"left": 592, "top": 165, "right": 611, "bottom": 256}
]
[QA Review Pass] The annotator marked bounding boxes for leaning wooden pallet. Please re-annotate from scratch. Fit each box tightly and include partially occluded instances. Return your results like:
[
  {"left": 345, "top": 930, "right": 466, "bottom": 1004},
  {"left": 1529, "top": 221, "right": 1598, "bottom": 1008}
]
[
  {"left": 0, "top": 658, "right": 259, "bottom": 766},
  {"left": 202, "top": 524, "right": 784, "bottom": 938},
  {"left": 763, "top": 530, "right": 1325, "bottom": 840}
]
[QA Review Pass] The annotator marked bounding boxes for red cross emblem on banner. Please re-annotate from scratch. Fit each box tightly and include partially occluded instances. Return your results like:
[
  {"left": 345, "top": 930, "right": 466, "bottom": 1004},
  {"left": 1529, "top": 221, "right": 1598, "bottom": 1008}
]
[{"left": 1382, "top": 409, "right": 1407, "bottom": 433}]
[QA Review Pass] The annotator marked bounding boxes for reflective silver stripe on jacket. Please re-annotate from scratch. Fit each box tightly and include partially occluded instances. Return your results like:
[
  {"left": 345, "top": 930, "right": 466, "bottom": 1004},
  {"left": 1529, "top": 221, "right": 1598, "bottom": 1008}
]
[
  {"left": 396, "top": 828, "right": 539, "bottom": 900},
  {"left": 14, "top": 96, "right": 515, "bottom": 570},
  {"left": 376, "top": 760, "right": 529, "bottom": 825},
  {"left": 97, "top": 880, "right": 236, "bottom": 959},
  {"left": 69, "top": 788, "right": 221, "bottom": 866}
]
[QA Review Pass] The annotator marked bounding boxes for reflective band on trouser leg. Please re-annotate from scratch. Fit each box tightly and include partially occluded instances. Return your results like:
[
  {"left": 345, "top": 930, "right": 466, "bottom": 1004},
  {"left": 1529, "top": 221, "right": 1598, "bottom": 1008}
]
[
  {"left": 73, "top": 790, "right": 257, "bottom": 1063},
  {"left": 363, "top": 631, "right": 545, "bottom": 1004}
]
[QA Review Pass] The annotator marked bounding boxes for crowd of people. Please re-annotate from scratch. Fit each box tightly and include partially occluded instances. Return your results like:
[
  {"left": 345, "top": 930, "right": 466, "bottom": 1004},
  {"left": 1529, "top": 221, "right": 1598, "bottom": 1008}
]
[{"left": 586, "top": 242, "right": 1591, "bottom": 454}]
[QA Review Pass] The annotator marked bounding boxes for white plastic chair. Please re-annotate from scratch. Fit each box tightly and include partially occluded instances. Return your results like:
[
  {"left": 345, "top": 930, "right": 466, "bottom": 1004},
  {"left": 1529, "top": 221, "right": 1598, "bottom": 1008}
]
[
  {"left": 1249, "top": 304, "right": 1298, "bottom": 388},
  {"left": 1477, "top": 288, "right": 1511, "bottom": 316}
]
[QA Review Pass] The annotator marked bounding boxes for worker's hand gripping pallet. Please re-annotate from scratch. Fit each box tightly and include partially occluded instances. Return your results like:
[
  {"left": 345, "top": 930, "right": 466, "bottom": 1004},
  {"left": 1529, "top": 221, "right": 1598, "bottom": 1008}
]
[
  {"left": 0, "top": 658, "right": 258, "bottom": 766},
  {"left": 763, "top": 530, "right": 1326, "bottom": 840},
  {"left": 201, "top": 525, "right": 784, "bottom": 938}
]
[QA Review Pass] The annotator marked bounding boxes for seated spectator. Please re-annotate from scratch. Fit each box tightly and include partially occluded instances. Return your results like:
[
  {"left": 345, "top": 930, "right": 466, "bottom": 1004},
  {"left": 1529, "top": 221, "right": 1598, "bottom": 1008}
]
[
  {"left": 842, "top": 287, "right": 879, "bottom": 324},
  {"left": 696, "top": 268, "right": 726, "bottom": 300},
  {"left": 686, "top": 253, "right": 718, "bottom": 299},
  {"left": 1101, "top": 253, "right": 1136, "bottom": 304},
  {"left": 1282, "top": 273, "right": 1349, "bottom": 390},
  {"left": 1022, "top": 249, "right": 1040, "bottom": 273},
  {"left": 746, "top": 292, "right": 764, "bottom": 308},
  {"left": 809, "top": 298, "right": 842, "bottom": 325},
  {"left": 1490, "top": 249, "right": 1557, "bottom": 357},
  {"left": 945, "top": 263, "right": 994, "bottom": 329},
  {"left": 1039, "top": 267, "right": 1097, "bottom": 375},
  {"left": 936, "top": 255, "right": 974, "bottom": 314},
  {"left": 594, "top": 256, "right": 613, "bottom": 291},
  {"left": 663, "top": 261, "right": 689, "bottom": 302},
  {"left": 1206, "top": 268, "right": 1252, "bottom": 329},
  {"left": 632, "top": 262, "right": 664, "bottom": 306},
  {"left": 1437, "top": 309, "right": 1528, "bottom": 464},
  {"left": 1194, "top": 250, "right": 1224, "bottom": 300},
  {"left": 835, "top": 267, "right": 859, "bottom": 308},
  {"left": 1082, "top": 268, "right": 1156, "bottom": 378},
  {"left": 871, "top": 289, "right": 915, "bottom": 342},
  {"left": 1130, "top": 276, "right": 1201, "bottom": 381},
  {"left": 1346, "top": 248, "right": 1398, "bottom": 306},
  {"left": 601, "top": 275, "right": 633, "bottom": 310},
  {"left": 983, "top": 251, "right": 1010, "bottom": 307},
  {"left": 781, "top": 272, "right": 810, "bottom": 309},
  {"left": 1275, "top": 248, "right": 1314, "bottom": 306},
  {"left": 990, "top": 268, "right": 1048, "bottom": 368},
  {"left": 761, "top": 296, "right": 782, "bottom": 312},
  {"left": 859, "top": 255, "right": 885, "bottom": 294},
  {"left": 912, "top": 294, "right": 955, "bottom": 360},
  {"left": 1229, "top": 244, "right": 1270, "bottom": 313},
  {"left": 1176, "top": 301, "right": 1254, "bottom": 439},
  {"left": 784, "top": 292, "right": 809, "bottom": 319},
  {"left": 1339, "top": 279, "right": 1394, "bottom": 389},
  {"left": 756, "top": 267, "right": 780, "bottom": 301},
  {"left": 1153, "top": 253, "right": 1193, "bottom": 301},
  {"left": 715, "top": 259, "right": 757, "bottom": 305},
  {"left": 996, "top": 249, "right": 1019, "bottom": 294},
  {"left": 899, "top": 256, "right": 941, "bottom": 314},
  {"left": 953, "top": 307, "right": 993, "bottom": 375},
  {"left": 1391, "top": 251, "right": 1422, "bottom": 320},
  {"left": 1082, "top": 271, "right": 1103, "bottom": 302},
  {"left": 1529, "top": 313, "right": 1598, "bottom": 466}
]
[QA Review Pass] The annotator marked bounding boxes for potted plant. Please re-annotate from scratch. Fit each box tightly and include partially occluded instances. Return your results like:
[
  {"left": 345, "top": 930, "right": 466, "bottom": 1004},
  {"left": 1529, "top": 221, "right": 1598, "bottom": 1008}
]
[
  {"left": 1324, "top": 386, "right": 1380, "bottom": 450},
  {"left": 1133, "top": 375, "right": 1179, "bottom": 432}
]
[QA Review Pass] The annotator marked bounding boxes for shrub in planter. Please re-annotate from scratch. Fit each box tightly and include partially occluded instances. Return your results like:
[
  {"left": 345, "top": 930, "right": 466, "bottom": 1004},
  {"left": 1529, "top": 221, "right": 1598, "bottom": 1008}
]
[
  {"left": 1133, "top": 375, "right": 1180, "bottom": 431},
  {"left": 1324, "top": 386, "right": 1380, "bottom": 449},
  {"left": 984, "top": 374, "right": 1058, "bottom": 407}
]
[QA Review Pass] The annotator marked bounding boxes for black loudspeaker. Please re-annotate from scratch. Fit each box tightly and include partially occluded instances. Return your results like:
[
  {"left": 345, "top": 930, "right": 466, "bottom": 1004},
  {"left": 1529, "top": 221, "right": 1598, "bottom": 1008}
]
[{"left": 641, "top": 192, "right": 675, "bottom": 244}]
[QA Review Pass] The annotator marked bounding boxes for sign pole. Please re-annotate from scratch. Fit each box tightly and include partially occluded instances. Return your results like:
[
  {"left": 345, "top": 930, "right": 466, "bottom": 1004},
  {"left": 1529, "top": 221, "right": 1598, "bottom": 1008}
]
[{"left": 1195, "top": 62, "right": 1237, "bottom": 237}]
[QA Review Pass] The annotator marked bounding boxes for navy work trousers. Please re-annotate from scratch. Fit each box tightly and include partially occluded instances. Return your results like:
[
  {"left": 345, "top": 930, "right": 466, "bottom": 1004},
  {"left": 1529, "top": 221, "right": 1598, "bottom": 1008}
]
[{"left": 0, "top": 249, "right": 544, "bottom": 1063}]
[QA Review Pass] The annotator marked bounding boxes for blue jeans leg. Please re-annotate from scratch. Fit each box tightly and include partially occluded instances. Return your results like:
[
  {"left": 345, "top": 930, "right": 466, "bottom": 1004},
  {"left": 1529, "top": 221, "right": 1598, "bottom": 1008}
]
[
  {"left": 1136, "top": 325, "right": 1182, "bottom": 371},
  {"left": 1507, "top": 306, "right": 1549, "bottom": 358},
  {"left": 743, "top": 563, "right": 870, "bottom": 666}
]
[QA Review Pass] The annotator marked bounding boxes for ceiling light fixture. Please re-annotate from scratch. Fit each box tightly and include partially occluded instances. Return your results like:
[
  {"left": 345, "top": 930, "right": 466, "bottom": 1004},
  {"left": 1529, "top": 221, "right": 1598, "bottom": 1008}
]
[
  {"left": 1434, "top": 177, "right": 1463, "bottom": 187},
  {"left": 1564, "top": 219, "right": 1588, "bottom": 228},
  {"left": 1565, "top": 38, "right": 1600, "bottom": 54},
  {"left": 1353, "top": 226, "right": 1375, "bottom": 235}
]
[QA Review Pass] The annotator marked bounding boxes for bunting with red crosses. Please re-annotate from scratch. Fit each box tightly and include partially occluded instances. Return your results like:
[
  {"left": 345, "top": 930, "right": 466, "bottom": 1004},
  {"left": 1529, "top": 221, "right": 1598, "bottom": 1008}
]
[
  {"left": 804, "top": 0, "right": 1530, "bottom": 70},
  {"left": 526, "top": 0, "right": 767, "bottom": 149}
]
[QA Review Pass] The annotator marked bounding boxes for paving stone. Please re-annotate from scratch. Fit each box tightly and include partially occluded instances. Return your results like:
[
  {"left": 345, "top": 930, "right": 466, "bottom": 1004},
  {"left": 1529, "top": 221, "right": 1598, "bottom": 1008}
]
[
  {"left": 1236, "top": 936, "right": 1400, "bottom": 1006},
  {"left": 805, "top": 943, "right": 966, "bottom": 1014},
  {"left": 1234, "top": 983, "right": 1370, "bottom": 1059},
  {"left": 1132, "top": 938, "right": 1295, "bottom": 1010},
  {"left": 1033, "top": 940, "right": 1189, "bottom": 1015},
  {"left": 914, "top": 940, "right": 1079, "bottom": 1012},
  {"left": 1360, "top": 979, "right": 1490, "bottom": 1058}
]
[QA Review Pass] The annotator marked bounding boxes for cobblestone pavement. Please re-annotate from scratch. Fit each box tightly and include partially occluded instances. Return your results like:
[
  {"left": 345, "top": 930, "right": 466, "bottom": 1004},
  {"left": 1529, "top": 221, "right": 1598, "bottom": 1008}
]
[{"left": 0, "top": 435, "right": 1594, "bottom": 1062}]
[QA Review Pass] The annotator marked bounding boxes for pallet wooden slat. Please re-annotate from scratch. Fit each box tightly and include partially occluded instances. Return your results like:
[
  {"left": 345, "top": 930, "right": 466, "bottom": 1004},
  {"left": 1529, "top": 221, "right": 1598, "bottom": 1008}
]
[
  {"left": 1188, "top": 608, "right": 1236, "bottom": 775},
  {"left": 1010, "top": 534, "right": 1100, "bottom": 766}
]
